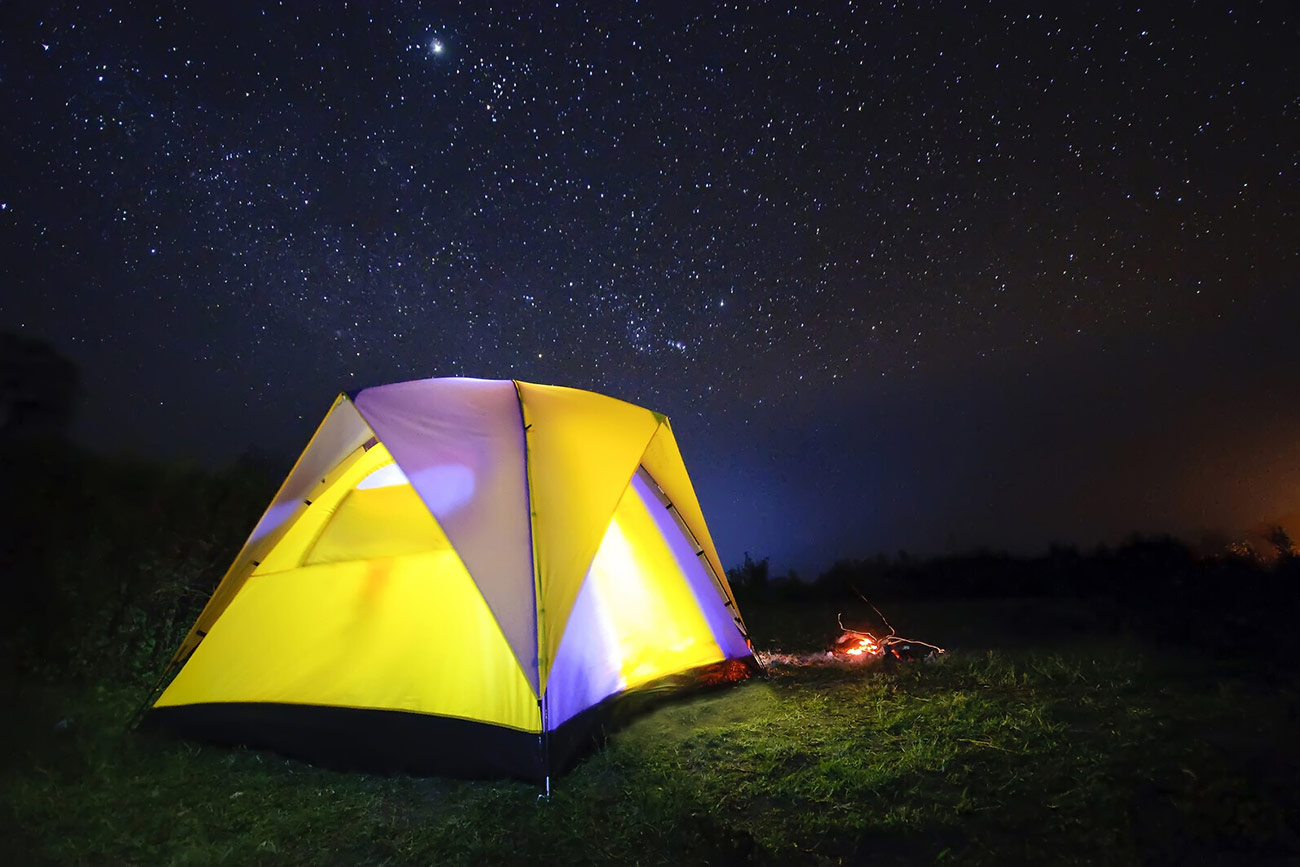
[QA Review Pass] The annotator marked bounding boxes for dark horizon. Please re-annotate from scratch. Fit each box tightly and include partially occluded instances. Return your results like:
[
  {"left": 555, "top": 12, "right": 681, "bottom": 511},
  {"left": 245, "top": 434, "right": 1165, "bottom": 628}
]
[
  {"left": 3, "top": 3, "right": 1297, "bottom": 577},
  {"left": 20, "top": 301, "right": 1299, "bottom": 578}
]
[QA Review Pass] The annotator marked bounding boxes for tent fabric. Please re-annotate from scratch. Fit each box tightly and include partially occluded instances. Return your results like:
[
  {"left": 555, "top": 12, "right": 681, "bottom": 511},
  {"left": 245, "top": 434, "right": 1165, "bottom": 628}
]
[
  {"left": 149, "top": 377, "right": 754, "bottom": 781},
  {"left": 631, "top": 471, "right": 753, "bottom": 662},
  {"left": 353, "top": 378, "right": 539, "bottom": 693},
  {"left": 638, "top": 420, "right": 733, "bottom": 609},
  {"left": 513, "top": 381, "right": 663, "bottom": 686},
  {"left": 148, "top": 703, "right": 549, "bottom": 780},
  {"left": 168, "top": 396, "right": 374, "bottom": 664},
  {"left": 545, "top": 468, "right": 732, "bottom": 727}
]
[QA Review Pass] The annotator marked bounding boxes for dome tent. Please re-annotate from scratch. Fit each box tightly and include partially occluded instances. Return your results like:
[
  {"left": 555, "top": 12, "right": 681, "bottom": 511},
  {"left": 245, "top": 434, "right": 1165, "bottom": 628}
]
[{"left": 146, "top": 377, "right": 756, "bottom": 781}]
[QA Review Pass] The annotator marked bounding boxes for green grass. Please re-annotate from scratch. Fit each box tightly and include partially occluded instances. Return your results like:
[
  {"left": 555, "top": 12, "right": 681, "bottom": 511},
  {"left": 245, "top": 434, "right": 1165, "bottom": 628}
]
[{"left": 3, "top": 601, "right": 1298, "bottom": 865}]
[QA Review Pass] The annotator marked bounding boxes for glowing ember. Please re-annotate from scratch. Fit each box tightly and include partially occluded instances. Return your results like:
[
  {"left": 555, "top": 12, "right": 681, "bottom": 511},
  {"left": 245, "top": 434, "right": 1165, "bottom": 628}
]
[
  {"left": 753, "top": 597, "right": 946, "bottom": 670},
  {"left": 831, "top": 603, "right": 946, "bottom": 662},
  {"left": 835, "top": 631, "right": 883, "bottom": 658},
  {"left": 845, "top": 636, "right": 877, "bottom": 656}
]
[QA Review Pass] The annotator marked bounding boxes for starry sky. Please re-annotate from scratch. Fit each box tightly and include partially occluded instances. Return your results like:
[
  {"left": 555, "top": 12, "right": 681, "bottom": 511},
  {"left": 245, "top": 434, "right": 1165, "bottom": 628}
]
[{"left": 2, "top": 2, "right": 1298, "bottom": 574}]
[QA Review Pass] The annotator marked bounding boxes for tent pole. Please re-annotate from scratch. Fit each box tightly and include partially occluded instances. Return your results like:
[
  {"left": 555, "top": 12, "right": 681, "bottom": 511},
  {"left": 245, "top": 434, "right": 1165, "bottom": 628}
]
[
  {"left": 127, "top": 657, "right": 180, "bottom": 730},
  {"left": 543, "top": 710, "right": 552, "bottom": 800},
  {"left": 539, "top": 700, "right": 551, "bottom": 801},
  {"left": 641, "top": 469, "right": 754, "bottom": 643},
  {"left": 514, "top": 380, "right": 550, "bottom": 799}
]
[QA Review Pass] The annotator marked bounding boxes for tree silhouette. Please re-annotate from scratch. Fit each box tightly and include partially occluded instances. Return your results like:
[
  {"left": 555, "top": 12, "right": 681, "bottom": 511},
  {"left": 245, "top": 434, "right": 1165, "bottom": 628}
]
[
  {"left": 727, "top": 552, "right": 769, "bottom": 594},
  {"left": 1265, "top": 525, "right": 1296, "bottom": 561},
  {"left": 0, "top": 333, "right": 81, "bottom": 439}
]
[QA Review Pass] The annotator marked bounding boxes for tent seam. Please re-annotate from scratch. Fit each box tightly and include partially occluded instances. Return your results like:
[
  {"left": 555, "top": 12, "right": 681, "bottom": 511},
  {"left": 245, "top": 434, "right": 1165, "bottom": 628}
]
[{"left": 512, "top": 380, "right": 548, "bottom": 783}]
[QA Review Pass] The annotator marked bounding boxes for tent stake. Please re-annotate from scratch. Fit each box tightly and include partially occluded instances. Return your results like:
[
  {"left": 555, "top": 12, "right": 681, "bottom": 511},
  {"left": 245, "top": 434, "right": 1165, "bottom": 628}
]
[{"left": 127, "top": 658, "right": 179, "bottom": 730}]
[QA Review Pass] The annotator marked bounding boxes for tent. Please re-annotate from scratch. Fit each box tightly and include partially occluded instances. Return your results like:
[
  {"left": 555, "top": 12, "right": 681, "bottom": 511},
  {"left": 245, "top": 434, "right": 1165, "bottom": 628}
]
[{"left": 146, "top": 377, "right": 756, "bottom": 781}]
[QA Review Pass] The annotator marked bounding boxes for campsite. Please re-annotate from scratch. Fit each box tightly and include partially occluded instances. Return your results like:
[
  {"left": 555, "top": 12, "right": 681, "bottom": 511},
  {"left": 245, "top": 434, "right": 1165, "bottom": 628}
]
[
  {"left": 3, "top": 430, "right": 1299, "bottom": 865},
  {"left": 4, "top": 2, "right": 1300, "bottom": 863}
]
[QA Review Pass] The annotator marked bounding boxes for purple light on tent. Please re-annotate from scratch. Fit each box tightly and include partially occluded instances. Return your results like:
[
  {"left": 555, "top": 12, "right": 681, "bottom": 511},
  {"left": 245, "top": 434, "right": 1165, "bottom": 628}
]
[
  {"left": 407, "top": 464, "right": 476, "bottom": 514},
  {"left": 352, "top": 378, "right": 539, "bottom": 693},
  {"left": 631, "top": 473, "right": 751, "bottom": 661},
  {"left": 545, "top": 572, "right": 622, "bottom": 728},
  {"left": 247, "top": 500, "right": 299, "bottom": 546}
]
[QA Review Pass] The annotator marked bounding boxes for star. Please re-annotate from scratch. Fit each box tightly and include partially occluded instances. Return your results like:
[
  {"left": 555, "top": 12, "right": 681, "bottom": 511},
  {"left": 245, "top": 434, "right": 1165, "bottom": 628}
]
[{"left": 2, "top": 1, "right": 1296, "bottom": 575}]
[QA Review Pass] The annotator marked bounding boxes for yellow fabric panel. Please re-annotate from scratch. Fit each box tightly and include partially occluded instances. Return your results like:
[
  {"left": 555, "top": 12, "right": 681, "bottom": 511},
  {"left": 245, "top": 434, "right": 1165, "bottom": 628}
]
[
  {"left": 254, "top": 443, "right": 394, "bottom": 575},
  {"left": 172, "top": 396, "right": 373, "bottom": 665},
  {"left": 304, "top": 482, "right": 453, "bottom": 564},
  {"left": 639, "top": 421, "right": 725, "bottom": 590},
  {"left": 515, "top": 381, "right": 661, "bottom": 686},
  {"left": 587, "top": 478, "right": 724, "bottom": 690},
  {"left": 638, "top": 420, "right": 740, "bottom": 616},
  {"left": 155, "top": 552, "right": 541, "bottom": 731}
]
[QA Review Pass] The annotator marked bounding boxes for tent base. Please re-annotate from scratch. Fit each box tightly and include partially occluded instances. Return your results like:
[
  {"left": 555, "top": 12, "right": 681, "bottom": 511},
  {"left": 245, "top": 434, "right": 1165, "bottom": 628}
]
[
  {"left": 145, "top": 702, "right": 546, "bottom": 780},
  {"left": 145, "top": 656, "right": 760, "bottom": 783}
]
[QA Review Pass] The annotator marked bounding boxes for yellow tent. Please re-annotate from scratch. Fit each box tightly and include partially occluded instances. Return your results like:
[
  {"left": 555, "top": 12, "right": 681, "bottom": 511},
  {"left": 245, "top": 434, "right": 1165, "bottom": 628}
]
[{"left": 147, "top": 378, "right": 755, "bottom": 780}]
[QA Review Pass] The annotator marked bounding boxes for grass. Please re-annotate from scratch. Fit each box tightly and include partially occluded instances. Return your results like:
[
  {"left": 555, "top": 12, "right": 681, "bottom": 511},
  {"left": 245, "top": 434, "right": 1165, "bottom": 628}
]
[{"left": 3, "top": 599, "right": 1299, "bottom": 865}]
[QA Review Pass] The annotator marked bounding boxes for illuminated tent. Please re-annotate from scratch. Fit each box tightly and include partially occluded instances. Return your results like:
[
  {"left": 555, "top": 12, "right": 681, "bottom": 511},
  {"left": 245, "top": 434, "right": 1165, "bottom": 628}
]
[{"left": 147, "top": 377, "right": 755, "bottom": 781}]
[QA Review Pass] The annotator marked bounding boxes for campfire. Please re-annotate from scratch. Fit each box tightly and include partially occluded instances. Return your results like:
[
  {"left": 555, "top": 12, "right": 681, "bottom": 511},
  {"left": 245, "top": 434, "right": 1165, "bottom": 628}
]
[
  {"left": 757, "top": 593, "right": 945, "bottom": 669},
  {"left": 829, "top": 614, "right": 944, "bottom": 662},
  {"left": 834, "top": 631, "right": 882, "bottom": 657}
]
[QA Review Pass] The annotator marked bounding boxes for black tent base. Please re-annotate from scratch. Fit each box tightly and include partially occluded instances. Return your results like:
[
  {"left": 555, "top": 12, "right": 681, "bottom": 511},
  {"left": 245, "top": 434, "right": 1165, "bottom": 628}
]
[
  {"left": 145, "top": 701, "right": 546, "bottom": 780},
  {"left": 143, "top": 656, "right": 760, "bottom": 783}
]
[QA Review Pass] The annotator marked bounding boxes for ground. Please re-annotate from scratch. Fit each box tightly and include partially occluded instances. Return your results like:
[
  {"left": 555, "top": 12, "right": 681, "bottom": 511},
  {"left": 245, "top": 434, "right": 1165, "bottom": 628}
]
[{"left": 3, "top": 598, "right": 1298, "bottom": 865}]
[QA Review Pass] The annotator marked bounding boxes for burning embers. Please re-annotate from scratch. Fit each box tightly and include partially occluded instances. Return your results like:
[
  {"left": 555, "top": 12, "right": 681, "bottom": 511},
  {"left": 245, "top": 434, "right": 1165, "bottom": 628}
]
[
  {"left": 832, "top": 631, "right": 882, "bottom": 658},
  {"left": 829, "top": 624, "right": 943, "bottom": 662},
  {"left": 755, "top": 602, "right": 945, "bottom": 670},
  {"left": 831, "top": 609, "right": 946, "bottom": 663}
]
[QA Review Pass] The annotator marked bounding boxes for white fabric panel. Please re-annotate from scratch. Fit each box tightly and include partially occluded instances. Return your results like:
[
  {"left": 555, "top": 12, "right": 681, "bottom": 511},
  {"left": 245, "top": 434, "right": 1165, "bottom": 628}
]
[
  {"left": 170, "top": 395, "right": 374, "bottom": 664},
  {"left": 242, "top": 396, "right": 373, "bottom": 556},
  {"left": 353, "top": 378, "right": 538, "bottom": 694}
]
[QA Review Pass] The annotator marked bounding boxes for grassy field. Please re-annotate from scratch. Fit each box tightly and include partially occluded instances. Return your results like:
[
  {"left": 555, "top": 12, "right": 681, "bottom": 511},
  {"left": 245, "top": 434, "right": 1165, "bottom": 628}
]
[{"left": 3, "top": 598, "right": 1298, "bottom": 865}]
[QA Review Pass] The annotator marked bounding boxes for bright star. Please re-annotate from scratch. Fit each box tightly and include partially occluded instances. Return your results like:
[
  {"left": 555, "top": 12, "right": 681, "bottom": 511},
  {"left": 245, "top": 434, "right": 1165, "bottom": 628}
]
[{"left": 429, "top": 38, "right": 444, "bottom": 55}]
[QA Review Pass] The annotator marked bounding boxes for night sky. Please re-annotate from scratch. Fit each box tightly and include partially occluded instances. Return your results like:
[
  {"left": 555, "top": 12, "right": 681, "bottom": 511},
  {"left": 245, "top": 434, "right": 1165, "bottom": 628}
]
[{"left": 3, "top": 2, "right": 1297, "bottom": 574}]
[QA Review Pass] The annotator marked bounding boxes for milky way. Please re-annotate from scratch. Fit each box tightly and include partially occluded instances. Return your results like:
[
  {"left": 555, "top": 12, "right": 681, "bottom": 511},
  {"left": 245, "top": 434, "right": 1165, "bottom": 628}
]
[{"left": 2, "top": 3, "right": 1297, "bottom": 571}]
